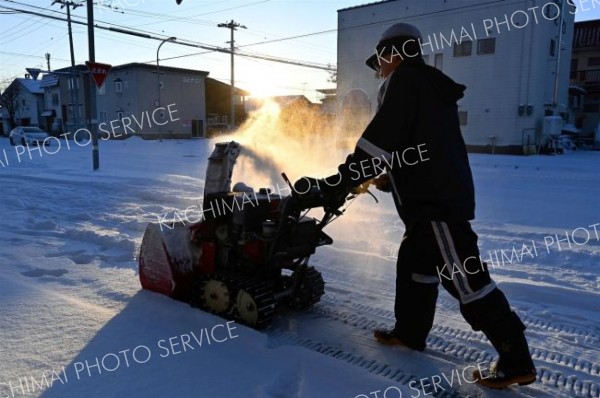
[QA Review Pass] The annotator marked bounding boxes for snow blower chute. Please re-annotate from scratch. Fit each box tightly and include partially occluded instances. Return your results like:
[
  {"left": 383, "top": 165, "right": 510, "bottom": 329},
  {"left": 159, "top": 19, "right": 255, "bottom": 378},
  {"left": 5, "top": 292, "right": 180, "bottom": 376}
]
[{"left": 139, "top": 141, "right": 366, "bottom": 327}]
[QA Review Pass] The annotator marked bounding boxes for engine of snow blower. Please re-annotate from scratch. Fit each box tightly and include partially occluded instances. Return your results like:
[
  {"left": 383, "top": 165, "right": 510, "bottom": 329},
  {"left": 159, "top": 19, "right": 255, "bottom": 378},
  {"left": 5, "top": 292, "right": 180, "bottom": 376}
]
[{"left": 139, "top": 141, "right": 354, "bottom": 327}]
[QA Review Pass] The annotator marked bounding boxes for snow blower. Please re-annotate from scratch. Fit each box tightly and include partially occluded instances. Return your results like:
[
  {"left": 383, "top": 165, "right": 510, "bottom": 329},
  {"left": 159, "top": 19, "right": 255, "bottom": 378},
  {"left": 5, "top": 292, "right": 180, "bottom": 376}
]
[{"left": 138, "top": 141, "right": 368, "bottom": 328}]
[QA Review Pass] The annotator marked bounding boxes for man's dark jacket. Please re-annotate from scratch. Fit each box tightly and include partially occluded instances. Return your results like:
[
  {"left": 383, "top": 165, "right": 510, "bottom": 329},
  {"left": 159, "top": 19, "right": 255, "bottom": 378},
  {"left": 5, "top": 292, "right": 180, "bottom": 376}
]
[{"left": 334, "top": 58, "right": 475, "bottom": 225}]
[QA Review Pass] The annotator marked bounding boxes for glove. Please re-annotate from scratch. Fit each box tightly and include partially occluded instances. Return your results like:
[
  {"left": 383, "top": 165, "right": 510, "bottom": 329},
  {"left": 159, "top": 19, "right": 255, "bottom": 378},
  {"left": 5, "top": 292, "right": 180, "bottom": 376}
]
[
  {"left": 320, "top": 175, "right": 349, "bottom": 209},
  {"left": 372, "top": 173, "right": 391, "bottom": 192},
  {"left": 293, "top": 176, "right": 348, "bottom": 209},
  {"left": 293, "top": 176, "right": 321, "bottom": 195}
]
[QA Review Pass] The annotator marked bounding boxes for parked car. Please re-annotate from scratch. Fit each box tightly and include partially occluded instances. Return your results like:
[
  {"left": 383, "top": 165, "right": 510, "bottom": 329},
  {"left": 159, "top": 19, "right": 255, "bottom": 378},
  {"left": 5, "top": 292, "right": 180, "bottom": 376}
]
[{"left": 8, "top": 127, "right": 50, "bottom": 146}]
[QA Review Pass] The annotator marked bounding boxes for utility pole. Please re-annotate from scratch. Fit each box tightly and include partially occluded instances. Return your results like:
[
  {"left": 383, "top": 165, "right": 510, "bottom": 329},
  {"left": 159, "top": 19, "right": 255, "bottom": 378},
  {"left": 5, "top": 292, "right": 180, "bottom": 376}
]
[
  {"left": 52, "top": 0, "right": 82, "bottom": 137},
  {"left": 86, "top": 0, "right": 99, "bottom": 170},
  {"left": 218, "top": 20, "right": 246, "bottom": 128},
  {"left": 553, "top": 0, "right": 564, "bottom": 112},
  {"left": 156, "top": 37, "right": 177, "bottom": 141},
  {"left": 45, "top": 53, "right": 51, "bottom": 71}
]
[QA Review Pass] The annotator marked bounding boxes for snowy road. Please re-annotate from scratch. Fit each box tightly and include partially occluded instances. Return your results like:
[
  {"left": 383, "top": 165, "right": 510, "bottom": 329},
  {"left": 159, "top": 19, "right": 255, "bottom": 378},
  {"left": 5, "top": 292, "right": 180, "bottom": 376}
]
[{"left": 0, "top": 136, "right": 598, "bottom": 398}]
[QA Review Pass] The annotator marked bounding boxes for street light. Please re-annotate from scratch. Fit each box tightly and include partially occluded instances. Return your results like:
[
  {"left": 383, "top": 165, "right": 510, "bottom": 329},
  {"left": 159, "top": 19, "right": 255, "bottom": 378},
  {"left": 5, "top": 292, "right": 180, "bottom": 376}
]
[{"left": 156, "top": 36, "right": 176, "bottom": 140}]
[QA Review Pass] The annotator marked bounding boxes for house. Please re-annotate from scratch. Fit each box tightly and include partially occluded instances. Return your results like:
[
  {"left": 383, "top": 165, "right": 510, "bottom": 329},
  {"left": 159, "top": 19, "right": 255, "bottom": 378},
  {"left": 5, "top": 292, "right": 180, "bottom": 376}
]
[
  {"left": 36, "top": 64, "right": 89, "bottom": 137},
  {"left": 0, "top": 76, "right": 44, "bottom": 134},
  {"left": 337, "top": 0, "right": 576, "bottom": 154},
  {"left": 244, "top": 95, "right": 336, "bottom": 140},
  {"left": 570, "top": 19, "right": 600, "bottom": 136},
  {"left": 39, "top": 74, "right": 62, "bottom": 135},
  {"left": 316, "top": 88, "right": 337, "bottom": 115},
  {"left": 95, "top": 63, "right": 209, "bottom": 139},
  {"left": 205, "top": 77, "right": 249, "bottom": 134}
]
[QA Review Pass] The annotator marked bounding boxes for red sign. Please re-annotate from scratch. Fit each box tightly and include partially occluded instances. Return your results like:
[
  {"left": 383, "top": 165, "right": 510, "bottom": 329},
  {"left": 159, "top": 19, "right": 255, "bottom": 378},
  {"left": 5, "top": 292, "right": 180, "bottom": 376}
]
[{"left": 85, "top": 61, "right": 112, "bottom": 88}]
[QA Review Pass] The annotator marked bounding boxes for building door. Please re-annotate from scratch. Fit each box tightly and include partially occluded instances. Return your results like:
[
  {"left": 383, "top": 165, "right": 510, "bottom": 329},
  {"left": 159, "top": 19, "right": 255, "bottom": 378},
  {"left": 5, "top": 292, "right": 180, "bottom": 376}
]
[
  {"left": 434, "top": 54, "right": 444, "bottom": 71},
  {"left": 192, "top": 119, "right": 204, "bottom": 138}
]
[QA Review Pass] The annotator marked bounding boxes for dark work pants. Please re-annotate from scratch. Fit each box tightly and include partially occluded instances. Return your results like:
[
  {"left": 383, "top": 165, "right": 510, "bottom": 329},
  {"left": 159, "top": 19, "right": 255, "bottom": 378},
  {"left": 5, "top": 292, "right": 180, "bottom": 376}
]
[{"left": 393, "top": 220, "right": 527, "bottom": 355}]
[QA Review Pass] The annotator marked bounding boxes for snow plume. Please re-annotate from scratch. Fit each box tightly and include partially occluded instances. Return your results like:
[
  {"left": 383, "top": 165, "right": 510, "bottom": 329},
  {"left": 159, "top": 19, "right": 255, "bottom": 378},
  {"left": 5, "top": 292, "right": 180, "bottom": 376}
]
[
  {"left": 221, "top": 99, "right": 358, "bottom": 191},
  {"left": 218, "top": 98, "right": 400, "bottom": 270}
]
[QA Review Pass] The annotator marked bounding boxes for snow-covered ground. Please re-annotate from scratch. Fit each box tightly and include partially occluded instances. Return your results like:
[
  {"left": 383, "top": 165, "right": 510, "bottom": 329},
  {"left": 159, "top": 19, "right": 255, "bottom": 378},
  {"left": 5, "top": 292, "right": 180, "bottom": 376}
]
[{"left": 0, "top": 128, "right": 599, "bottom": 398}]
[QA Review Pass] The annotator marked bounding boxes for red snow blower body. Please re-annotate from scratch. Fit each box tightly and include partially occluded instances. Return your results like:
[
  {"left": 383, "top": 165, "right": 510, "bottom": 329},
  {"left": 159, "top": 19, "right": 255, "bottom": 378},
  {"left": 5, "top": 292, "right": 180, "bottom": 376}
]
[{"left": 138, "top": 141, "right": 353, "bottom": 327}]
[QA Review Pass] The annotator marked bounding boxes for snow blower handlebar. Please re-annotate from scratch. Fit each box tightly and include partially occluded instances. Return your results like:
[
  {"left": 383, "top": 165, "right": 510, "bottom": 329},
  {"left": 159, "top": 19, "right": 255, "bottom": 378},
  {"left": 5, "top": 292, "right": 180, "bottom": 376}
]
[{"left": 283, "top": 173, "right": 379, "bottom": 217}]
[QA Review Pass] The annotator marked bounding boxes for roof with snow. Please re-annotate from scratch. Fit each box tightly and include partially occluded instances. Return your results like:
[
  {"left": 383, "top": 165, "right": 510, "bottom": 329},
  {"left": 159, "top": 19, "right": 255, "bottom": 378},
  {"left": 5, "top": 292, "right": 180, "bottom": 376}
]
[
  {"left": 39, "top": 74, "right": 59, "bottom": 88},
  {"left": 16, "top": 78, "right": 43, "bottom": 94}
]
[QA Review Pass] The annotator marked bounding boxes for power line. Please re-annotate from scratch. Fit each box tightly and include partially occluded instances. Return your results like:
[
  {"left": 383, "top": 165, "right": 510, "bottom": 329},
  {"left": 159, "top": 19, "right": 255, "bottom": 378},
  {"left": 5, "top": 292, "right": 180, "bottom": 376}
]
[
  {"left": 0, "top": 2, "right": 335, "bottom": 71},
  {"left": 239, "top": 28, "right": 336, "bottom": 49},
  {"left": 2, "top": 0, "right": 335, "bottom": 65},
  {"left": 0, "top": 49, "right": 70, "bottom": 63}
]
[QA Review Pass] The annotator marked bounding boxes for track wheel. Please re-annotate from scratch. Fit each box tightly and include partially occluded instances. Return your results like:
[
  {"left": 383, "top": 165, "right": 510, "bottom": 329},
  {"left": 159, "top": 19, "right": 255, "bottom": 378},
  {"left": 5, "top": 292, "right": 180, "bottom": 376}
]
[
  {"left": 198, "top": 278, "right": 232, "bottom": 314},
  {"left": 287, "top": 266, "right": 325, "bottom": 309},
  {"left": 235, "top": 280, "right": 276, "bottom": 328}
]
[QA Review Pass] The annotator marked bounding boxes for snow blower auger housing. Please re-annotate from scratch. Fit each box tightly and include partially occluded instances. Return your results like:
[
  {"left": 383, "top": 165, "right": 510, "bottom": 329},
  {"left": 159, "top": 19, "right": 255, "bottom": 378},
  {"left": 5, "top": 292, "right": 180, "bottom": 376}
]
[{"left": 139, "top": 141, "right": 358, "bottom": 328}]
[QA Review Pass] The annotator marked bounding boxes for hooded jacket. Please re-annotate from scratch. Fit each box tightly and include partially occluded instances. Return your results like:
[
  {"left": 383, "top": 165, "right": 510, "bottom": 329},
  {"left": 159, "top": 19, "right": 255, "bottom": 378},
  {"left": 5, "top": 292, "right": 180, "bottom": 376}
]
[{"left": 334, "top": 57, "right": 475, "bottom": 225}]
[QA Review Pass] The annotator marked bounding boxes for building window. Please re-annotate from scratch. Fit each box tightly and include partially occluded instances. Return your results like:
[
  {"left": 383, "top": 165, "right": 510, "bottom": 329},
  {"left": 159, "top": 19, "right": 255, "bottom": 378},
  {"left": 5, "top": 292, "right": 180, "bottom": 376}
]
[
  {"left": 221, "top": 115, "right": 228, "bottom": 124},
  {"left": 434, "top": 53, "right": 443, "bottom": 70},
  {"left": 458, "top": 111, "right": 468, "bottom": 126},
  {"left": 477, "top": 38, "right": 496, "bottom": 55},
  {"left": 159, "top": 81, "right": 164, "bottom": 89},
  {"left": 68, "top": 104, "right": 82, "bottom": 121},
  {"left": 115, "top": 80, "right": 123, "bottom": 93},
  {"left": 422, "top": 54, "right": 429, "bottom": 65},
  {"left": 124, "top": 80, "right": 129, "bottom": 89},
  {"left": 22, "top": 99, "right": 26, "bottom": 106},
  {"left": 52, "top": 93, "right": 59, "bottom": 106},
  {"left": 117, "top": 111, "right": 124, "bottom": 119},
  {"left": 98, "top": 84, "right": 106, "bottom": 95},
  {"left": 68, "top": 77, "right": 79, "bottom": 90},
  {"left": 453, "top": 41, "right": 472, "bottom": 57},
  {"left": 588, "top": 57, "right": 600, "bottom": 67},
  {"left": 99, "top": 111, "right": 107, "bottom": 122},
  {"left": 550, "top": 39, "right": 556, "bottom": 57}
]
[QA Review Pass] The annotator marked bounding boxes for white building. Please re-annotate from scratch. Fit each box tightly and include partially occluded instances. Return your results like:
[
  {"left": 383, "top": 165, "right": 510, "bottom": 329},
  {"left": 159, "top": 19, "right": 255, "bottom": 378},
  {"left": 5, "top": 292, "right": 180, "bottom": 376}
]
[
  {"left": 1, "top": 77, "right": 44, "bottom": 133},
  {"left": 337, "top": 0, "right": 576, "bottom": 154}
]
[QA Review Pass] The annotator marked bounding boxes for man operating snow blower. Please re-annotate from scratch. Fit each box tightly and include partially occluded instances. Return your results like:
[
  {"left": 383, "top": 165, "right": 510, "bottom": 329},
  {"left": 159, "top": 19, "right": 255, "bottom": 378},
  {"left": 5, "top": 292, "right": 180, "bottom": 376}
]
[{"left": 295, "top": 23, "right": 536, "bottom": 389}]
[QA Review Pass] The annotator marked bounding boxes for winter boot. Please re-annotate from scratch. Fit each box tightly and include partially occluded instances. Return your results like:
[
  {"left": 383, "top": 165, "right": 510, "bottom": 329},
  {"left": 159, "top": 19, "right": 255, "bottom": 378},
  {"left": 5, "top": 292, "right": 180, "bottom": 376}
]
[
  {"left": 473, "top": 358, "right": 536, "bottom": 389},
  {"left": 386, "top": 268, "right": 438, "bottom": 352},
  {"left": 475, "top": 312, "right": 537, "bottom": 389},
  {"left": 373, "top": 328, "right": 426, "bottom": 351}
]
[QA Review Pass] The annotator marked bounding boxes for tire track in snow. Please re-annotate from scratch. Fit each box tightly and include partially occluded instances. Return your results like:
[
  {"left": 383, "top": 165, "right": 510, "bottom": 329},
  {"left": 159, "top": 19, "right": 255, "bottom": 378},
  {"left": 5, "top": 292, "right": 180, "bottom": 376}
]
[
  {"left": 325, "top": 274, "right": 600, "bottom": 344},
  {"left": 266, "top": 328, "right": 464, "bottom": 398},
  {"left": 435, "top": 298, "right": 600, "bottom": 344},
  {"left": 313, "top": 297, "right": 600, "bottom": 398},
  {"left": 324, "top": 297, "right": 600, "bottom": 377}
]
